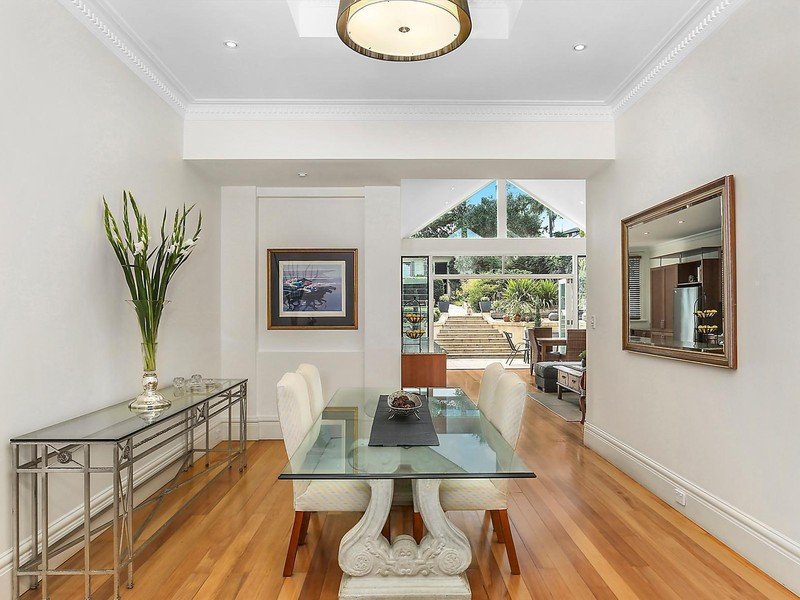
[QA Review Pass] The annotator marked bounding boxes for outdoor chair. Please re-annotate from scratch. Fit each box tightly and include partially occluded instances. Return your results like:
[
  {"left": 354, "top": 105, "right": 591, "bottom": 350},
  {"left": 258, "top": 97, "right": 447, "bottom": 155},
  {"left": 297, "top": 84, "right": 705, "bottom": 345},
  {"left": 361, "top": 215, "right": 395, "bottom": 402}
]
[{"left": 503, "top": 331, "right": 527, "bottom": 365}]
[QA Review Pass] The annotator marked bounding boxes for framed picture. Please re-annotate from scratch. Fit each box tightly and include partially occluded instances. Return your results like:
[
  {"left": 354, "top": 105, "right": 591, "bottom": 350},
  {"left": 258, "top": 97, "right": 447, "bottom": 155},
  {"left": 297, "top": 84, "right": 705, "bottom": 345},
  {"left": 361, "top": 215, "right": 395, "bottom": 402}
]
[{"left": 267, "top": 249, "right": 358, "bottom": 330}]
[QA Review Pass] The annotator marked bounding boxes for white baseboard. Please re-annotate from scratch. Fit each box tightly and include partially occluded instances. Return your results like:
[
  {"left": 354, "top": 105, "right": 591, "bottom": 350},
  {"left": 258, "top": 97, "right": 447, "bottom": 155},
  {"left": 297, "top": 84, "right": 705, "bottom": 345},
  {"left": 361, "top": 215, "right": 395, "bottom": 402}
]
[
  {"left": 584, "top": 423, "right": 800, "bottom": 595},
  {"left": 212, "top": 416, "right": 281, "bottom": 441}
]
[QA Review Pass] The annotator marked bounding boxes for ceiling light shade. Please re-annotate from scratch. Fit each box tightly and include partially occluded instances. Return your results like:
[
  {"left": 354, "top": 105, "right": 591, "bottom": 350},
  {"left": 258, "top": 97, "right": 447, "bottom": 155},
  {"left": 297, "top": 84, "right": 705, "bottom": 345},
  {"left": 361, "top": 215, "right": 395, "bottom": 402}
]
[{"left": 337, "top": 0, "right": 471, "bottom": 61}]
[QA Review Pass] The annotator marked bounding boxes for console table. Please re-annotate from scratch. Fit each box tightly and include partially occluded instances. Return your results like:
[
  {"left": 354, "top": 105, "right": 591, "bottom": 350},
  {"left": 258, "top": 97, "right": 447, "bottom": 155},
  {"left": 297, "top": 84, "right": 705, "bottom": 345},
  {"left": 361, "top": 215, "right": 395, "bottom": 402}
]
[{"left": 10, "top": 379, "right": 247, "bottom": 600}]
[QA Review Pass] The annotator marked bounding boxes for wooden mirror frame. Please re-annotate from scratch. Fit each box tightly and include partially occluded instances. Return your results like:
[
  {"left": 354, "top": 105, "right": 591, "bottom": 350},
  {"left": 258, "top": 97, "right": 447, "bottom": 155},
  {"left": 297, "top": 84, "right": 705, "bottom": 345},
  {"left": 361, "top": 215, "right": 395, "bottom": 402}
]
[{"left": 621, "top": 176, "right": 737, "bottom": 368}]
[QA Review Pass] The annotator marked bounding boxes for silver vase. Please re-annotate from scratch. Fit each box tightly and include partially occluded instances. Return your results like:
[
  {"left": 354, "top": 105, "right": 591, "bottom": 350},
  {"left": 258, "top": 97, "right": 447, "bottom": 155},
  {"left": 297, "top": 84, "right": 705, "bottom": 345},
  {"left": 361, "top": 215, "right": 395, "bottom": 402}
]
[{"left": 129, "top": 343, "right": 171, "bottom": 411}]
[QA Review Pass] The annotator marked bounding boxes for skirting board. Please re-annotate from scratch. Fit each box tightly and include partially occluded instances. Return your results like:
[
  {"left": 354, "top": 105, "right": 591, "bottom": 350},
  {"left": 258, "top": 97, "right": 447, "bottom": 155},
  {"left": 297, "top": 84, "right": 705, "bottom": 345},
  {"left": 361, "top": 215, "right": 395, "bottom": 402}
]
[{"left": 584, "top": 423, "right": 800, "bottom": 595}]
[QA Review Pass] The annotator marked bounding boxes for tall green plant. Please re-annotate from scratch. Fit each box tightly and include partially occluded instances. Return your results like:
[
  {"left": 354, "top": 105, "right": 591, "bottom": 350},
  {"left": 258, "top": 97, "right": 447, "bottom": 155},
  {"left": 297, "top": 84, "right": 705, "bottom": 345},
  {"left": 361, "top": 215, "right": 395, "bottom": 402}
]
[
  {"left": 501, "top": 278, "right": 537, "bottom": 317},
  {"left": 533, "top": 279, "right": 558, "bottom": 307},
  {"left": 103, "top": 191, "right": 202, "bottom": 371}
]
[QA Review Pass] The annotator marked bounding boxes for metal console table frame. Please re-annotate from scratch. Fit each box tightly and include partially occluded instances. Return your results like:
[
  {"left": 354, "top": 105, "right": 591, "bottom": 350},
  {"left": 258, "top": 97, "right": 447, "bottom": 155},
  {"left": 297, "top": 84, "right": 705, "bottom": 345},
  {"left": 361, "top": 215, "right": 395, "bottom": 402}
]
[{"left": 10, "top": 379, "right": 248, "bottom": 600}]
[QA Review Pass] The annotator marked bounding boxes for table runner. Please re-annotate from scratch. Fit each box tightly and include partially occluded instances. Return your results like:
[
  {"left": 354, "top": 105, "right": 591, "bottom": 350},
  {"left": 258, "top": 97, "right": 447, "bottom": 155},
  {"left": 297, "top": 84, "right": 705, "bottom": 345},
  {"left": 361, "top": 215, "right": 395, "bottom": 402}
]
[{"left": 368, "top": 395, "right": 439, "bottom": 447}]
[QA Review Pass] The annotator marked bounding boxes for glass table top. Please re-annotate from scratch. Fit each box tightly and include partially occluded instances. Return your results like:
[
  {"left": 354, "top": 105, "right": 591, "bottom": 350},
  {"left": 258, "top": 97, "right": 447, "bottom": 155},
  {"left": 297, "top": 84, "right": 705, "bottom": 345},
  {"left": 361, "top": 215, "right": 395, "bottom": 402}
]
[
  {"left": 279, "top": 387, "right": 536, "bottom": 480},
  {"left": 11, "top": 379, "right": 247, "bottom": 443}
]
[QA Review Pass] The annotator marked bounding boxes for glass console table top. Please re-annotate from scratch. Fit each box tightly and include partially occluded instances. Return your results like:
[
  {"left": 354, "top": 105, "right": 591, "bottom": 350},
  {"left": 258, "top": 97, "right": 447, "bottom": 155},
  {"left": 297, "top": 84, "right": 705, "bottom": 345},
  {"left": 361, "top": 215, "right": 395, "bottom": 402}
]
[
  {"left": 11, "top": 379, "right": 246, "bottom": 443},
  {"left": 279, "top": 387, "right": 536, "bottom": 480}
]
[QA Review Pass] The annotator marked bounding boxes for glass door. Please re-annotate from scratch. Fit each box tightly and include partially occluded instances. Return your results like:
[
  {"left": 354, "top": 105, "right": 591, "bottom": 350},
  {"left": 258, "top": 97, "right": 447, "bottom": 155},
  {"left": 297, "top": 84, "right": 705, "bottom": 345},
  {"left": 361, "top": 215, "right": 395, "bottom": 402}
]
[{"left": 401, "top": 257, "right": 430, "bottom": 352}]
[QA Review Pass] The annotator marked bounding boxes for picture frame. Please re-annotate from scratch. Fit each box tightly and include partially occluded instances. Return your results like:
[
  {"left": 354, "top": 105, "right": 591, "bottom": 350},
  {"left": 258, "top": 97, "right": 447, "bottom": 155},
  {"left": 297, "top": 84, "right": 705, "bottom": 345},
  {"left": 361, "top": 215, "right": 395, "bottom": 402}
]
[
  {"left": 621, "top": 176, "right": 737, "bottom": 369},
  {"left": 267, "top": 248, "right": 358, "bottom": 330}
]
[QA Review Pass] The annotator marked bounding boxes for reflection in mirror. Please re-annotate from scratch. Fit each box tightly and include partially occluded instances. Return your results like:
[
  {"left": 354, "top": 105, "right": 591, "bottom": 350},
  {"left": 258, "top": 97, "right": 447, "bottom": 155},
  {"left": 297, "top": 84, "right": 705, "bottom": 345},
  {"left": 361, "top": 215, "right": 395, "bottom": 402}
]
[{"left": 622, "top": 177, "right": 736, "bottom": 368}]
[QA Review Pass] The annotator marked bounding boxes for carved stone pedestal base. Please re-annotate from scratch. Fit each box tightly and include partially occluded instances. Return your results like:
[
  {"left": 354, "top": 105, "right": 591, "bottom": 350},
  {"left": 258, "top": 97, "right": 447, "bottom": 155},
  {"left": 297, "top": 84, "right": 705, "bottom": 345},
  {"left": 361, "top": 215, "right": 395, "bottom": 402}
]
[
  {"left": 338, "top": 479, "right": 472, "bottom": 600},
  {"left": 339, "top": 573, "right": 470, "bottom": 599}
]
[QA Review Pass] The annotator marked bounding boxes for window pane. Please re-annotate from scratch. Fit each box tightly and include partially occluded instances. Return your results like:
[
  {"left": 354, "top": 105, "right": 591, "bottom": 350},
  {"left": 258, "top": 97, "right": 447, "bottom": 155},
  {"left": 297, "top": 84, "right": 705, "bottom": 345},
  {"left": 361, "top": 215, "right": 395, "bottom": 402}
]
[
  {"left": 578, "top": 255, "right": 587, "bottom": 329},
  {"left": 433, "top": 255, "right": 502, "bottom": 275},
  {"left": 504, "top": 255, "right": 573, "bottom": 275},
  {"left": 412, "top": 182, "right": 497, "bottom": 238},
  {"left": 402, "top": 257, "right": 430, "bottom": 352},
  {"left": 506, "top": 182, "right": 583, "bottom": 238}
]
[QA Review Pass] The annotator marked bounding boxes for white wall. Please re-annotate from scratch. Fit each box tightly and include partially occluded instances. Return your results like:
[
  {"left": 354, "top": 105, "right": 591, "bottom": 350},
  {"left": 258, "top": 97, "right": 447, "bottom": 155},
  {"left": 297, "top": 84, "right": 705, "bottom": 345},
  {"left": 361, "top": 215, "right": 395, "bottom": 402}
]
[
  {"left": 258, "top": 191, "right": 366, "bottom": 428},
  {"left": 184, "top": 120, "right": 614, "bottom": 162},
  {"left": 220, "top": 187, "right": 401, "bottom": 437},
  {"left": 364, "top": 188, "right": 402, "bottom": 387},
  {"left": 0, "top": 0, "right": 221, "bottom": 594},
  {"left": 586, "top": 0, "right": 800, "bottom": 593}
]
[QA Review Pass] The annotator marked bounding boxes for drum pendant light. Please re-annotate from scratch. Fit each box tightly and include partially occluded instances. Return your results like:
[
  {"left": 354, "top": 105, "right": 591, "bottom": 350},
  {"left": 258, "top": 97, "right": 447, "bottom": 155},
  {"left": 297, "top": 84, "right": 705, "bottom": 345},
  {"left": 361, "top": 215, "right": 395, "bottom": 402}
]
[{"left": 337, "top": 0, "right": 472, "bottom": 61}]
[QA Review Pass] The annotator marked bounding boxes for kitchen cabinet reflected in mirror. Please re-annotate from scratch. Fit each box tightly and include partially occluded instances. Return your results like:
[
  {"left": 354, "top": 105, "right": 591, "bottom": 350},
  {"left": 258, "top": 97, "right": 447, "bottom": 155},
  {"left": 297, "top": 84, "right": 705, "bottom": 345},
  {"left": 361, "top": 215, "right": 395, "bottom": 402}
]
[{"left": 622, "top": 176, "right": 736, "bottom": 368}]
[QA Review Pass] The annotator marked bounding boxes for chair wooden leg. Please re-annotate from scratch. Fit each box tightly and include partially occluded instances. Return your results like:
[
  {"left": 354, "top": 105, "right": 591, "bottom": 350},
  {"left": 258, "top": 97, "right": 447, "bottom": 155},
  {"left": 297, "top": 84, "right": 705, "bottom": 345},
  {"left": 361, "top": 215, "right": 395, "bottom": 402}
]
[
  {"left": 382, "top": 511, "right": 391, "bottom": 541},
  {"left": 497, "top": 509, "right": 520, "bottom": 575},
  {"left": 298, "top": 511, "right": 312, "bottom": 545},
  {"left": 283, "top": 511, "right": 305, "bottom": 577},
  {"left": 413, "top": 511, "right": 424, "bottom": 543},
  {"left": 488, "top": 510, "right": 504, "bottom": 542}
]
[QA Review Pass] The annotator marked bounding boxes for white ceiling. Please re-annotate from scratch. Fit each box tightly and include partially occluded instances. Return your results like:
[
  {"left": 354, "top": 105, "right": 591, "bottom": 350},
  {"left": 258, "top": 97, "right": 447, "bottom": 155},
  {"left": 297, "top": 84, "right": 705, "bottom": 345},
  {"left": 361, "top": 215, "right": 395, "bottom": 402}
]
[
  {"left": 65, "top": 0, "right": 744, "bottom": 116},
  {"left": 628, "top": 196, "right": 723, "bottom": 248}
]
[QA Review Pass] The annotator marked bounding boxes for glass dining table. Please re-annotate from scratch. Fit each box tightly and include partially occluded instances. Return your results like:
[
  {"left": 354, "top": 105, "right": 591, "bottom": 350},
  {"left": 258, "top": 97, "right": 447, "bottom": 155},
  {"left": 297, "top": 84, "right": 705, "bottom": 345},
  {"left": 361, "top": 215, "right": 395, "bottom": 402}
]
[{"left": 279, "top": 387, "right": 535, "bottom": 600}]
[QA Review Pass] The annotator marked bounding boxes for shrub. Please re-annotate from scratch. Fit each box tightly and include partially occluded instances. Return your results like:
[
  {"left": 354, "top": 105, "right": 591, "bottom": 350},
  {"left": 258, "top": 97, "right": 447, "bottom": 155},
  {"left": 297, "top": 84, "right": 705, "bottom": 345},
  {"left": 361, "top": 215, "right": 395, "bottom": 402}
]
[
  {"left": 501, "top": 279, "right": 537, "bottom": 316},
  {"left": 533, "top": 279, "right": 558, "bottom": 307}
]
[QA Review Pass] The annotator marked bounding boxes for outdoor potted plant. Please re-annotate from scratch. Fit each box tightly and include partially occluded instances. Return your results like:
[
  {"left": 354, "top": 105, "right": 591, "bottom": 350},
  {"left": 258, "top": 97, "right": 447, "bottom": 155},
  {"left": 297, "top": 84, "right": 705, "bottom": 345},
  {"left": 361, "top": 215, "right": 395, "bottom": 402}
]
[
  {"left": 437, "top": 294, "right": 450, "bottom": 313},
  {"left": 500, "top": 279, "right": 536, "bottom": 324},
  {"left": 532, "top": 297, "right": 543, "bottom": 328},
  {"left": 579, "top": 350, "right": 587, "bottom": 368},
  {"left": 490, "top": 301, "right": 504, "bottom": 319},
  {"left": 479, "top": 296, "right": 492, "bottom": 313}
]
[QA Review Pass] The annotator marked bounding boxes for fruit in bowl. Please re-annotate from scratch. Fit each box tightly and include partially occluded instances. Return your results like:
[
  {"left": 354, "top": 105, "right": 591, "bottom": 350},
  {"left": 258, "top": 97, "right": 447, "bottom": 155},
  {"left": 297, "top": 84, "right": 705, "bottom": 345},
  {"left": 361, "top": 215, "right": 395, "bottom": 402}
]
[{"left": 387, "top": 391, "right": 422, "bottom": 416}]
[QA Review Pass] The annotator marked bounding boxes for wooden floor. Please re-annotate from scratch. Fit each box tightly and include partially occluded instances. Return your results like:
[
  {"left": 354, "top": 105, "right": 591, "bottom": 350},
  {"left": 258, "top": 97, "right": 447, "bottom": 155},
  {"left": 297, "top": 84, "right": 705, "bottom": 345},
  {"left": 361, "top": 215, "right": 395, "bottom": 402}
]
[{"left": 24, "top": 370, "right": 796, "bottom": 600}]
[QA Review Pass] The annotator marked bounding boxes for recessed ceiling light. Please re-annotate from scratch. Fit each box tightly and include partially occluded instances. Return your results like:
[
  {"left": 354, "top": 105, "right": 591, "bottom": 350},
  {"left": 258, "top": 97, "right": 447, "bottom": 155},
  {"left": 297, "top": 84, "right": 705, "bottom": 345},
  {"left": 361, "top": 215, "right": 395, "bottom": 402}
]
[
  {"left": 678, "top": 219, "right": 685, "bottom": 224},
  {"left": 643, "top": 231, "right": 650, "bottom": 235},
  {"left": 223, "top": 40, "right": 239, "bottom": 49},
  {"left": 573, "top": 43, "right": 587, "bottom": 52},
  {"left": 297, "top": 172, "right": 308, "bottom": 178}
]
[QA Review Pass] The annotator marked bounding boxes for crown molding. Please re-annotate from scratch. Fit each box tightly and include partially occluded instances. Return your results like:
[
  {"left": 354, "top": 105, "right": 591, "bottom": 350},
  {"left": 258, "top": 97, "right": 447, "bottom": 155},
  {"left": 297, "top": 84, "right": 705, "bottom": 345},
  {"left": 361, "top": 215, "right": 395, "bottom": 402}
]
[
  {"left": 58, "top": 0, "right": 746, "bottom": 123},
  {"left": 57, "top": 0, "right": 189, "bottom": 114},
  {"left": 609, "top": 0, "right": 748, "bottom": 116},
  {"left": 184, "top": 101, "right": 614, "bottom": 122}
]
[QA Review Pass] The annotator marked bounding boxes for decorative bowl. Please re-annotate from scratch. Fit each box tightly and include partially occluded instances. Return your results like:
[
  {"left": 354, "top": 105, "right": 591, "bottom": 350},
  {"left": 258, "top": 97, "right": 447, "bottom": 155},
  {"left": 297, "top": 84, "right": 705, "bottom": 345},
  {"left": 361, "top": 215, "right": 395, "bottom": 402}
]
[
  {"left": 405, "top": 329, "right": 425, "bottom": 339},
  {"left": 404, "top": 313, "right": 425, "bottom": 324},
  {"left": 387, "top": 391, "right": 422, "bottom": 419}
]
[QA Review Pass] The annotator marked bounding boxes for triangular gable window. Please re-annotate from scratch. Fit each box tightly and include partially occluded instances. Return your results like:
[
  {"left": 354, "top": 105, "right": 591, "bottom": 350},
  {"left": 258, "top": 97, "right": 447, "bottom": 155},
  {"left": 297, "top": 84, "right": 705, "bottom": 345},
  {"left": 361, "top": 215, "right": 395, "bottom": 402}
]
[
  {"left": 507, "top": 182, "right": 582, "bottom": 238},
  {"left": 412, "top": 182, "right": 497, "bottom": 238}
]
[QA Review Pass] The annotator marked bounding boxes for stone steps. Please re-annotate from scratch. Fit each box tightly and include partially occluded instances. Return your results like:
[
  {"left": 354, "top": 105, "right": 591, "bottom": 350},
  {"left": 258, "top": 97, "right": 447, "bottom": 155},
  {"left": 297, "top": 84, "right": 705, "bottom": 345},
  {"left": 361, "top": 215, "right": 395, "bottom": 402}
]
[{"left": 435, "top": 316, "right": 514, "bottom": 358}]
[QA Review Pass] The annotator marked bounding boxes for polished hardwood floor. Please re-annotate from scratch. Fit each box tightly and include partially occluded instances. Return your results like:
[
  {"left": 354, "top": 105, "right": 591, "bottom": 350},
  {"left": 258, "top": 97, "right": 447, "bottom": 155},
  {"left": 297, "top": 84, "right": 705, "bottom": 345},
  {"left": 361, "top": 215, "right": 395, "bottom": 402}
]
[{"left": 24, "top": 370, "right": 796, "bottom": 599}]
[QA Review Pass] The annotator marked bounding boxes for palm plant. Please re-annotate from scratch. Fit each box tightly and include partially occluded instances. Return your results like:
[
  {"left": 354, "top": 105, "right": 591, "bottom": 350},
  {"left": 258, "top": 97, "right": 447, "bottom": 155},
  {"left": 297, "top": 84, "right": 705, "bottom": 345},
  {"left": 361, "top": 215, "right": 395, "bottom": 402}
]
[
  {"left": 103, "top": 191, "right": 201, "bottom": 408},
  {"left": 533, "top": 279, "right": 558, "bottom": 308},
  {"left": 500, "top": 279, "right": 537, "bottom": 317}
]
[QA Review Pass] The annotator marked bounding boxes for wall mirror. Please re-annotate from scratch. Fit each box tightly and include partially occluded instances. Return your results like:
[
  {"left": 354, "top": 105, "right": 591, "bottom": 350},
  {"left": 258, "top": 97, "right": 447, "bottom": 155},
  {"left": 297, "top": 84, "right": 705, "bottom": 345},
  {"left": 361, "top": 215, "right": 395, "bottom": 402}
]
[{"left": 622, "top": 176, "right": 736, "bottom": 368}]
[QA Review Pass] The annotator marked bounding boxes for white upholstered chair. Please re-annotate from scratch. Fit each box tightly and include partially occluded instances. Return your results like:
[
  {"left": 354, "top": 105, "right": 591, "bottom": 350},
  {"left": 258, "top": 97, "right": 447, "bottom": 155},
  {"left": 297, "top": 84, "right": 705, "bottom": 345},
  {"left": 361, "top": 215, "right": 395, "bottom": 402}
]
[
  {"left": 296, "top": 363, "right": 325, "bottom": 420},
  {"left": 413, "top": 371, "right": 528, "bottom": 574},
  {"left": 277, "top": 372, "right": 371, "bottom": 576},
  {"left": 476, "top": 362, "right": 505, "bottom": 410}
]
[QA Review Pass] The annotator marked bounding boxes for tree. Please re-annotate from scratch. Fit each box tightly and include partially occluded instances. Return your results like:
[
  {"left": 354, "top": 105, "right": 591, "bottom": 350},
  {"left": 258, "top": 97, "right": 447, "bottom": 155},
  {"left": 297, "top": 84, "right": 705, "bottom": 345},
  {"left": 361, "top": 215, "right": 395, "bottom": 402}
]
[
  {"left": 507, "top": 189, "right": 546, "bottom": 237},
  {"left": 413, "top": 194, "right": 497, "bottom": 238},
  {"left": 505, "top": 255, "right": 572, "bottom": 275}
]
